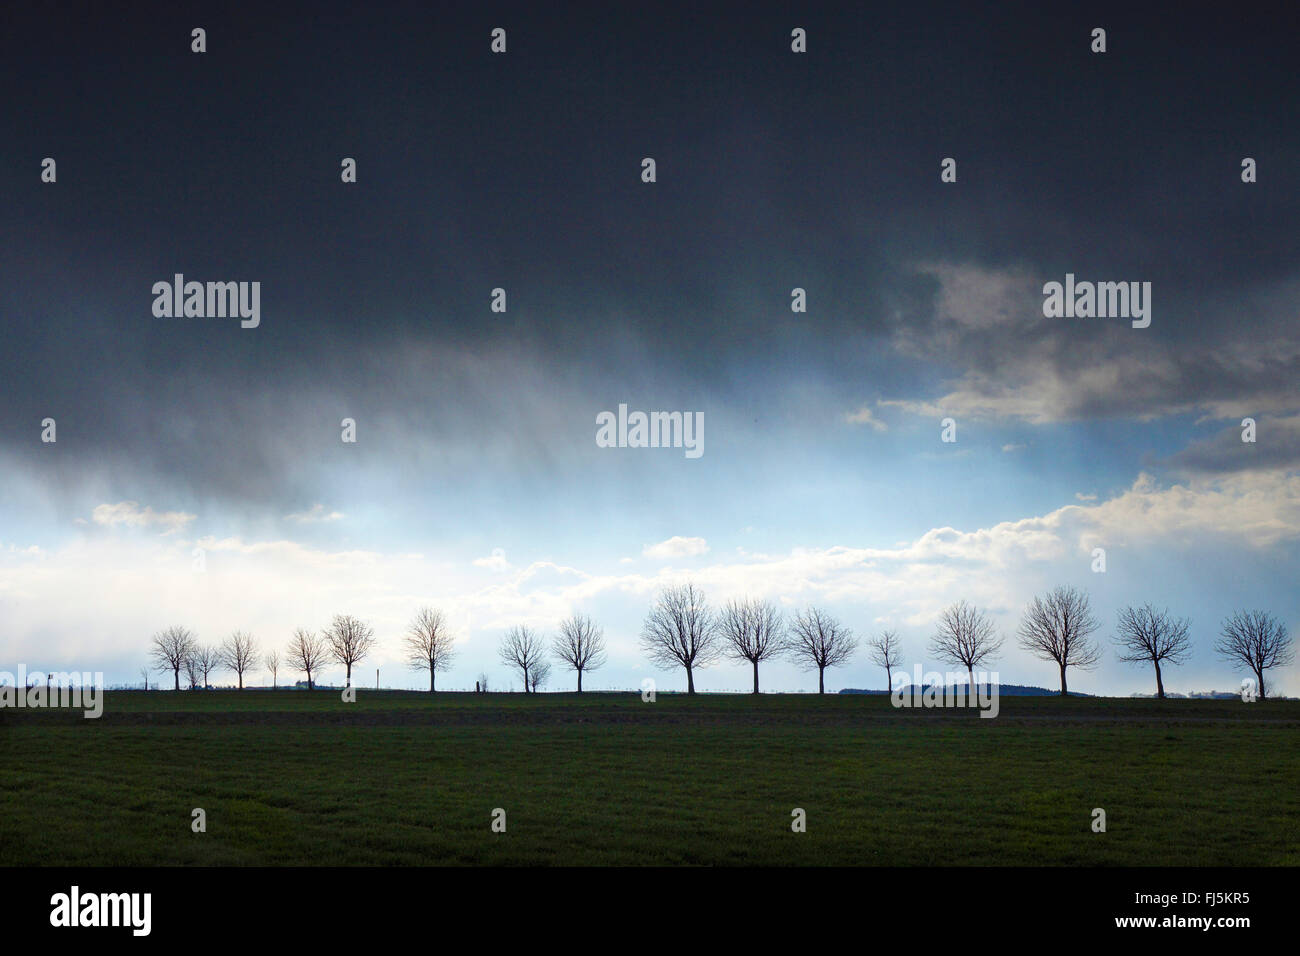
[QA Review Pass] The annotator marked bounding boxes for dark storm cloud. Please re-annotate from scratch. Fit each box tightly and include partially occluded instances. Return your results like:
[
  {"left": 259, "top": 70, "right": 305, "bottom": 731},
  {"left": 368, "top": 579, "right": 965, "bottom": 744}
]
[
  {"left": 2, "top": 1, "right": 1297, "bottom": 506},
  {"left": 1156, "top": 415, "right": 1300, "bottom": 475}
]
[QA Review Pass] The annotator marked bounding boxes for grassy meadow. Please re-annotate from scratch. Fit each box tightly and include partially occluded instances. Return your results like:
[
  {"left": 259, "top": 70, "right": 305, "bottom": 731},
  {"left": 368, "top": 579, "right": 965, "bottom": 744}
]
[{"left": 1, "top": 690, "right": 1296, "bottom": 866}]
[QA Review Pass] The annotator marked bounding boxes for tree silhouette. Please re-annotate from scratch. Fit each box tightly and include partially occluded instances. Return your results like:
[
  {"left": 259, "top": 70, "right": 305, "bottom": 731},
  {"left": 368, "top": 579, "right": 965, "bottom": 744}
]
[
  {"left": 929, "top": 602, "right": 1002, "bottom": 690},
  {"left": 640, "top": 583, "right": 720, "bottom": 695},
  {"left": 323, "top": 614, "right": 375, "bottom": 687},
  {"left": 499, "top": 626, "right": 547, "bottom": 693},
  {"left": 1018, "top": 586, "right": 1102, "bottom": 696},
  {"left": 552, "top": 613, "right": 607, "bottom": 692},
  {"left": 1113, "top": 604, "right": 1191, "bottom": 699},
  {"left": 150, "top": 625, "right": 195, "bottom": 691},
  {"left": 286, "top": 628, "right": 329, "bottom": 691},
  {"left": 1216, "top": 609, "right": 1293, "bottom": 700},
  {"left": 787, "top": 607, "right": 857, "bottom": 694},
  {"left": 220, "top": 630, "right": 259, "bottom": 690},
  {"left": 720, "top": 598, "right": 787, "bottom": 694},
  {"left": 404, "top": 606, "right": 457, "bottom": 692},
  {"left": 867, "top": 629, "right": 904, "bottom": 692}
]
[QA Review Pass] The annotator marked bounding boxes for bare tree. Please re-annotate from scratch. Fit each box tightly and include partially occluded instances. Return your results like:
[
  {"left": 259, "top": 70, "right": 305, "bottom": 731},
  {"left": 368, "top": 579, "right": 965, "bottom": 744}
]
[
  {"left": 529, "top": 658, "right": 552, "bottom": 693},
  {"left": 323, "top": 614, "right": 376, "bottom": 687},
  {"left": 787, "top": 607, "right": 858, "bottom": 694},
  {"left": 552, "top": 613, "right": 608, "bottom": 692},
  {"left": 182, "top": 653, "right": 202, "bottom": 690},
  {"left": 264, "top": 649, "right": 280, "bottom": 690},
  {"left": 499, "top": 626, "right": 548, "bottom": 693},
  {"left": 929, "top": 602, "right": 1003, "bottom": 690},
  {"left": 286, "top": 628, "right": 329, "bottom": 690},
  {"left": 150, "top": 625, "right": 195, "bottom": 691},
  {"left": 404, "top": 606, "right": 457, "bottom": 692},
  {"left": 139, "top": 667, "right": 150, "bottom": 691},
  {"left": 1113, "top": 604, "right": 1192, "bottom": 699},
  {"left": 640, "top": 583, "right": 720, "bottom": 694},
  {"left": 720, "top": 598, "right": 787, "bottom": 694},
  {"left": 867, "top": 629, "right": 904, "bottom": 692},
  {"left": 477, "top": 672, "right": 490, "bottom": 693},
  {"left": 220, "top": 630, "right": 259, "bottom": 690},
  {"left": 192, "top": 644, "right": 222, "bottom": 688},
  {"left": 1018, "top": 585, "right": 1102, "bottom": 696},
  {"left": 1216, "top": 609, "right": 1293, "bottom": 700}
]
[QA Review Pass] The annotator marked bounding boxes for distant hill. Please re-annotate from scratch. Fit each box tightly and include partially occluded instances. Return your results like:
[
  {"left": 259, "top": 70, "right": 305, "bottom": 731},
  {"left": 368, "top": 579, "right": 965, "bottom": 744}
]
[
  {"left": 841, "top": 684, "right": 1091, "bottom": 697},
  {"left": 1131, "top": 690, "right": 1289, "bottom": 700}
]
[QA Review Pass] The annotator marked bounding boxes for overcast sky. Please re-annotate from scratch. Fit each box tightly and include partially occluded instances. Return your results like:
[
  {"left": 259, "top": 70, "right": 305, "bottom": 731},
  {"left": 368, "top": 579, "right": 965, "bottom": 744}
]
[{"left": 2, "top": 1, "right": 1297, "bottom": 694}]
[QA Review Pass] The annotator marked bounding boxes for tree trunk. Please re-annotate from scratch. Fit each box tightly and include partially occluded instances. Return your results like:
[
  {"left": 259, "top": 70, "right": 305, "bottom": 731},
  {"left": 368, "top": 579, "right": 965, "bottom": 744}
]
[
  {"left": 885, "top": 665, "right": 892, "bottom": 693},
  {"left": 818, "top": 666, "right": 825, "bottom": 695},
  {"left": 1256, "top": 668, "right": 1266, "bottom": 701},
  {"left": 523, "top": 666, "right": 530, "bottom": 693},
  {"left": 1059, "top": 663, "right": 1068, "bottom": 697},
  {"left": 577, "top": 669, "right": 583, "bottom": 693},
  {"left": 173, "top": 668, "right": 180, "bottom": 691},
  {"left": 752, "top": 660, "right": 760, "bottom": 694},
  {"left": 346, "top": 663, "right": 352, "bottom": 687},
  {"left": 429, "top": 665, "right": 436, "bottom": 693},
  {"left": 238, "top": 673, "right": 244, "bottom": 690},
  {"left": 686, "top": 664, "right": 695, "bottom": 695},
  {"left": 1154, "top": 659, "right": 1164, "bottom": 699},
  {"left": 968, "top": 668, "right": 975, "bottom": 694}
]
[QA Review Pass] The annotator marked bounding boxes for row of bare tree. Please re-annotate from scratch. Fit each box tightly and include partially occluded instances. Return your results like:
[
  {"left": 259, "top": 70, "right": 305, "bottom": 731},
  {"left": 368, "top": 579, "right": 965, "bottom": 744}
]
[
  {"left": 641, "top": 583, "right": 1293, "bottom": 698},
  {"left": 885, "top": 586, "right": 1292, "bottom": 699},
  {"left": 147, "top": 585, "right": 1294, "bottom": 698}
]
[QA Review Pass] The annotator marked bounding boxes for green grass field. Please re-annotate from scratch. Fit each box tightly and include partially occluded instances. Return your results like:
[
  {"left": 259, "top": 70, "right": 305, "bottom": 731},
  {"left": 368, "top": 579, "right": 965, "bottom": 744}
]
[{"left": 2, "top": 691, "right": 1296, "bottom": 866}]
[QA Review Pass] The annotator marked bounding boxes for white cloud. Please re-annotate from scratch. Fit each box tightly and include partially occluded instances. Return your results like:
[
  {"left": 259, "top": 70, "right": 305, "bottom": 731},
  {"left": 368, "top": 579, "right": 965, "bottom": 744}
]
[
  {"left": 91, "top": 501, "right": 194, "bottom": 535},
  {"left": 286, "top": 504, "right": 344, "bottom": 523},
  {"left": 642, "top": 536, "right": 710, "bottom": 559},
  {"left": 472, "top": 548, "right": 511, "bottom": 572},
  {"left": 6, "top": 468, "right": 1297, "bottom": 693},
  {"left": 845, "top": 405, "right": 888, "bottom": 431}
]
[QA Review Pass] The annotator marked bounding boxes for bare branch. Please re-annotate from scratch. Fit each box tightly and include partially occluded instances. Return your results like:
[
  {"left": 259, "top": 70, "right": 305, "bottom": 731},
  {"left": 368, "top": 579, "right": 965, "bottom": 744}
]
[
  {"left": 867, "top": 629, "right": 904, "bottom": 690},
  {"left": 1215, "top": 609, "right": 1293, "bottom": 700},
  {"left": 720, "top": 598, "right": 787, "bottom": 693},
  {"left": 404, "top": 606, "right": 457, "bottom": 692},
  {"left": 219, "top": 630, "right": 259, "bottom": 690},
  {"left": 149, "top": 625, "right": 196, "bottom": 691},
  {"left": 1017, "top": 585, "right": 1102, "bottom": 695},
  {"left": 286, "top": 628, "right": 329, "bottom": 690},
  {"left": 499, "top": 625, "right": 548, "bottom": 693},
  {"left": 263, "top": 649, "right": 280, "bottom": 689},
  {"left": 552, "top": 613, "right": 607, "bottom": 692},
  {"left": 184, "top": 644, "right": 221, "bottom": 689},
  {"left": 322, "top": 614, "right": 376, "bottom": 686},
  {"left": 639, "top": 582, "right": 720, "bottom": 694},
  {"left": 929, "top": 601, "right": 1002, "bottom": 683},
  {"left": 787, "top": 607, "right": 857, "bottom": 694},
  {"left": 528, "top": 658, "right": 552, "bottom": 693},
  {"left": 1113, "top": 604, "right": 1191, "bottom": 699}
]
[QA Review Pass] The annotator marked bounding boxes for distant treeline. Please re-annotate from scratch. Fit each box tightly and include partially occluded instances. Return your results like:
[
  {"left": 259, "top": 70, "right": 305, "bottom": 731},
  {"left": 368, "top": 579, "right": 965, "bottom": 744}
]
[
  {"left": 842, "top": 684, "right": 1093, "bottom": 697},
  {"left": 132, "top": 584, "right": 1293, "bottom": 700}
]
